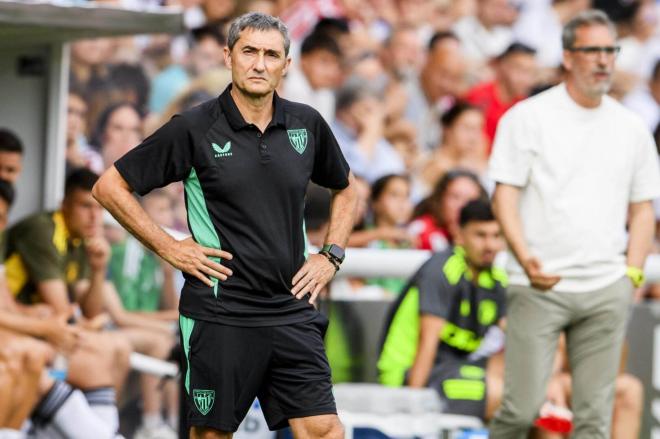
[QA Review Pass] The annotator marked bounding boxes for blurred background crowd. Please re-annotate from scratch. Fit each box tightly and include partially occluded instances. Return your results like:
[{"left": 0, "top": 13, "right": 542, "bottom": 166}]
[{"left": 1, "top": 0, "right": 660, "bottom": 437}]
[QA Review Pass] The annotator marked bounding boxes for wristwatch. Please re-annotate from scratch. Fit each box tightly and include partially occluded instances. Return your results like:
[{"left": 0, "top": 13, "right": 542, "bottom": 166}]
[
  {"left": 320, "top": 244, "right": 345, "bottom": 271},
  {"left": 626, "top": 266, "right": 645, "bottom": 288}
]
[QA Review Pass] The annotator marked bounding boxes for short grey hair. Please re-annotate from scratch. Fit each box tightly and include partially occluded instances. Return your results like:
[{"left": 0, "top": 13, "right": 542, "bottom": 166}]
[
  {"left": 562, "top": 9, "right": 617, "bottom": 49},
  {"left": 335, "top": 76, "right": 382, "bottom": 114},
  {"left": 227, "top": 12, "right": 291, "bottom": 56}
]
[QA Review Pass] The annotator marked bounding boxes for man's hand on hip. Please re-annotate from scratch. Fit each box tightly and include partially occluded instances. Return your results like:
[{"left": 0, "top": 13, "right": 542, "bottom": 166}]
[
  {"left": 291, "top": 254, "right": 337, "bottom": 304},
  {"left": 524, "top": 256, "right": 561, "bottom": 291},
  {"left": 163, "top": 237, "right": 233, "bottom": 287}
]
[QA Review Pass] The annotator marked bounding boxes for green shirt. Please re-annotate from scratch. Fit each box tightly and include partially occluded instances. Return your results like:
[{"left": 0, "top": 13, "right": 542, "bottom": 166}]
[
  {"left": 109, "top": 235, "right": 163, "bottom": 312},
  {"left": 4, "top": 211, "right": 89, "bottom": 304}
]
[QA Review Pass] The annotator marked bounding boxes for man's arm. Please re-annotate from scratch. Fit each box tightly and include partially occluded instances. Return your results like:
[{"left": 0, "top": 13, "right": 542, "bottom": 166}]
[
  {"left": 103, "top": 283, "right": 172, "bottom": 333},
  {"left": 93, "top": 166, "right": 233, "bottom": 287},
  {"left": 626, "top": 200, "right": 655, "bottom": 270},
  {"left": 291, "top": 172, "right": 358, "bottom": 304},
  {"left": 408, "top": 314, "right": 444, "bottom": 388},
  {"left": 492, "top": 183, "right": 560, "bottom": 290}
]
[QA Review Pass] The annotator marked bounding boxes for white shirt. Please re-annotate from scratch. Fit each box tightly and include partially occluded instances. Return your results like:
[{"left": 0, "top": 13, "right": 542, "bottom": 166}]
[
  {"left": 453, "top": 16, "right": 514, "bottom": 63},
  {"left": 489, "top": 83, "right": 660, "bottom": 292}
]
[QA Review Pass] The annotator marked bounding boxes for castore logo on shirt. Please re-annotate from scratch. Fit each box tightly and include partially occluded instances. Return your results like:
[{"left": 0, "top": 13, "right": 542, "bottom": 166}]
[{"left": 212, "top": 141, "right": 232, "bottom": 158}]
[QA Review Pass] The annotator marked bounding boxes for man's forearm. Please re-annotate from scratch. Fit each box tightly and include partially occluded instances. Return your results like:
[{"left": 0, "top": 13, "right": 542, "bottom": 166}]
[
  {"left": 626, "top": 201, "right": 655, "bottom": 269},
  {"left": 93, "top": 167, "right": 176, "bottom": 258},
  {"left": 492, "top": 184, "right": 530, "bottom": 266},
  {"left": 81, "top": 270, "right": 106, "bottom": 318},
  {"left": 324, "top": 172, "right": 358, "bottom": 247},
  {"left": 0, "top": 310, "right": 49, "bottom": 338}
]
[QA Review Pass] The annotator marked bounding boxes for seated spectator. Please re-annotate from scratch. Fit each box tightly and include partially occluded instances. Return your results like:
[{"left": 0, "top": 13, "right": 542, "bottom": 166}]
[
  {"left": 332, "top": 79, "right": 406, "bottom": 183},
  {"left": 3, "top": 169, "right": 132, "bottom": 437},
  {"left": 514, "top": 0, "right": 590, "bottom": 70},
  {"left": 623, "top": 58, "right": 660, "bottom": 132},
  {"left": 453, "top": 0, "right": 517, "bottom": 66},
  {"left": 149, "top": 23, "right": 226, "bottom": 114},
  {"left": 0, "top": 129, "right": 23, "bottom": 184},
  {"left": 419, "top": 103, "right": 489, "bottom": 194},
  {"left": 405, "top": 32, "right": 468, "bottom": 151},
  {"left": 410, "top": 169, "right": 487, "bottom": 252},
  {"left": 0, "top": 177, "right": 122, "bottom": 439},
  {"left": 464, "top": 42, "right": 538, "bottom": 151},
  {"left": 91, "top": 102, "right": 144, "bottom": 169},
  {"left": 378, "top": 199, "right": 506, "bottom": 420},
  {"left": 536, "top": 336, "right": 643, "bottom": 439},
  {"left": 103, "top": 191, "right": 180, "bottom": 438},
  {"left": 381, "top": 25, "right": 425, "bottom": 84},
  {"left": 66, "top": 88, "right": 104, "bottom": 176},
  {"left": 283, "top": 30, "right": 343, "bottom": 123},
  {"left": 353, "top": 174, "right": 414, "bottom": 296},
  {"left": 615, "top": 1, "right": 660, "bottom": 86}
]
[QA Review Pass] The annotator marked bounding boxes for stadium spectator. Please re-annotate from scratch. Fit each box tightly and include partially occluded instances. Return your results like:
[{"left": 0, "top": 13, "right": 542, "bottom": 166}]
[
  {"left": 381, "top": 25, "right": 425, "bottom": 83},
  {"left": 0, "top": 129, "right": 23, "bottom": 184},
  {"left": 464, "top": 42, "right": 538, "bottom": 150},
  {"left": 405, "top": 32, "right": 468, "bottom": 150},
  {"left": 410, "top": 169, "right": 487, "bottom": 252},
  {"left": 616, "top": 1, "right": 660, "bottom": 84},
  {"left": 92, "top": 102, "right": 144, "bottom": 169},
  {"left": 489, "top": 10, "right": 660, "bottom": 438},
  {"left": 3, "top": 169, "right": 132, "bottom": 436},
  {"left": 105, "top": 190, "right": 179, "bottom": 438},
  {"left": 623, "top": 58, "right": 660, "bottom": 132},
  {"left": 353, "top": 174, "right": 414, "bottom": 295},
  {"left": 538, "top": 336, "right": 643, "bottom": 439},
  {"left": 453, "top": 0, "right": 517, "bottom": 65},
  {"left": 0, "top": 176, "right": 125, "bottom": 439},
  {"left": 66, "top": 89, "right": 104, "bottom": 176},
  {"left": 332, "top": 79, "right": 406, "bottom": 182},
  {"left": 284, "top": 31, "right": 343, "bottom": 123},
  {"left": 514, "top": 0, "right": 591, "bottom": 69},
  {"left": 378, "top": 199, "right": 506, "bottom": 420},
  {"left": 419, "top": 103, "right": 489, "bottom": 194},
  {"left": 149, "top": 24, "right": 226, "bottom": 114}
]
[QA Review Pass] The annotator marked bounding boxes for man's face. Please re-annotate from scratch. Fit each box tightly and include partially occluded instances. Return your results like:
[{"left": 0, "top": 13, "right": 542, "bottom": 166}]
[
  {"left": 421, "top": 43, "right": 467, "bottom": 101},
  {"left": 300, "top": 49, "right": 342, "bottom": 90},
  {"left": 101, "top": 106, "right": 142, "bottom": 168},
  {"left": 0, "top": 151, "right": 22, "bottom": 184},
  {"left": 457, "top": 220, "right": 503, "bottom": 270},
  {"left": 191, "top": 36, "right": 225, "bottom": 75},
  {"left": 67, "top": 94, "right": 87, "bottom": 145},
  {"left": 62, "top": 189, "right": 104, "bottom": 239},
  {"left": 563, "top": 24, "right": 617, "bottom": 99},
  {"left": 387, "top": 29, "right": 423, "bottom": 75},
  {"left": 0, "top": 198, "right": 9, "bottom": 232},
  {"left": 497, "top": 52, "right": 537, "bottom": 98},
  {"left": 224, "top": 28, "right": 291, "bottom": 98}
]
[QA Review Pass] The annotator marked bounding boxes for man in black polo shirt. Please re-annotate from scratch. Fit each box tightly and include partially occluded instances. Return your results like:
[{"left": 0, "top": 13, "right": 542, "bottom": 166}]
[{"left": 93, "top": 12, "right": 356, "bottom": 439}]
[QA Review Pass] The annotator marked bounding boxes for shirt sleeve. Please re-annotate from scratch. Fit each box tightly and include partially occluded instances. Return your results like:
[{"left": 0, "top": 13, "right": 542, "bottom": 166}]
[
  {"left": 114, "top": 115, "right": 195, "bottom": 196},
  {"left": 488, "top": 105, "right": 535, "bottom": 187},
  {"left": 416, "top": 257, "right": 453, "bottom": 319},
  {"left": 14, "top": 220, "right": 65, "bottom": 282},
  {"left": 630, "top": 128, "right": 660, "bottom": 203},
  {"left": 311, "top": 114, "right": 350, "bottom": 190}
]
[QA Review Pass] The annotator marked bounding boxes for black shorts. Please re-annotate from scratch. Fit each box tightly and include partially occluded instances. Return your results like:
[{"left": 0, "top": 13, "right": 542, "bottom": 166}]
[{"left": 179, "top": 312, "right": 336, "bottom": 432}]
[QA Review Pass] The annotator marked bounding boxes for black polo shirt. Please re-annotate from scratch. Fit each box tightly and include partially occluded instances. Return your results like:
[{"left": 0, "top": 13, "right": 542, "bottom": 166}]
[{"left": 115, "top": 85, "right": 350, "bottom": 326}]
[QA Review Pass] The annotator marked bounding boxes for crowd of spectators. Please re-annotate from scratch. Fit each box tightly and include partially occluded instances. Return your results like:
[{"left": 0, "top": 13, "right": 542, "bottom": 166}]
[{"left": 0, "top": 0, "right": 659, "bottom": 437}]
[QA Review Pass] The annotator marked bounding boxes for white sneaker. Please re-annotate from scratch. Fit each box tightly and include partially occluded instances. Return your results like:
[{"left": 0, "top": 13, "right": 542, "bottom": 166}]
[{"left": 134, "top": 424, "right": 178, "bottom": 439}]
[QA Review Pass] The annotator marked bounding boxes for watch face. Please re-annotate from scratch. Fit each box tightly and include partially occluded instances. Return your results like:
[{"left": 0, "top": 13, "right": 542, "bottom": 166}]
[{"left": 329, "top": 245, "right": 345, "bottom": 261}]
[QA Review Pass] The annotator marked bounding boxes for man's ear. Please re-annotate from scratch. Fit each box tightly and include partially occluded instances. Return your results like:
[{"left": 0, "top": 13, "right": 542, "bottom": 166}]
[
  {"left": 223, "top": 46, "right": 232, "bottom": 70},
  {"left": 562, "top": 50, "right": 572, "bottom": 72},
  {"left": 282, "top": 56, "right": 292, "bottom": 77}
]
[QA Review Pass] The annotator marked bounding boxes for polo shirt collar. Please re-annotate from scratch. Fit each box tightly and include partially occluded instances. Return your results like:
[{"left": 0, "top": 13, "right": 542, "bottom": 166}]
[{"left": 218, "top": 84, "right": 286, "bottom": 130}]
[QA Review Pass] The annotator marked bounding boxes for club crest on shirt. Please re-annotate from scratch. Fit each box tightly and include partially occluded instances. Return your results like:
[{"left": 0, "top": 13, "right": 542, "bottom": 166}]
[
  {"left": 287, "top": 129, "right": 307, "bottom": 154},
  {"left": 193, "top": 389, "right": 215, "bottom": 415}
]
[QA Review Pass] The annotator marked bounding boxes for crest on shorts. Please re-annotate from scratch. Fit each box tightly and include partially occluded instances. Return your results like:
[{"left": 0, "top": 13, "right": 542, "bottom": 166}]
[
  {"left": 287, "top": 129, "right": 307, "bottom": 154},
  {"left": 193, "top": 389, "right": 215, "bottom": 415}
]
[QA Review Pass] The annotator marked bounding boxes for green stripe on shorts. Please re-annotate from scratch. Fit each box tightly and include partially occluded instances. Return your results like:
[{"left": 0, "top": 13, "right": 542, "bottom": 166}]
[{"left": 179, "top": 315, "right": 196, "bottom": 394}]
